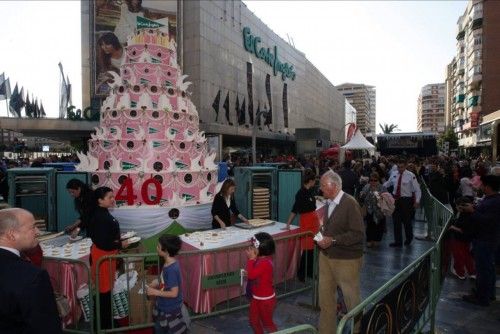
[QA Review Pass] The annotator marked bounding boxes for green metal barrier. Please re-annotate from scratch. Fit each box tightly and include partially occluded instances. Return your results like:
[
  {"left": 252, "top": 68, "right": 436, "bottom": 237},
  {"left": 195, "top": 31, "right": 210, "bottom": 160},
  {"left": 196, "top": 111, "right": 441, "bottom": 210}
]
[
  {"left": 42, "top": 257, "right": 94, "bottom": 334},
  {"left": 335, "top": 181, "right": 453, "bottom": 334},
  {"left": 94, "top": 231, "right": 317, "bottom": 333}
]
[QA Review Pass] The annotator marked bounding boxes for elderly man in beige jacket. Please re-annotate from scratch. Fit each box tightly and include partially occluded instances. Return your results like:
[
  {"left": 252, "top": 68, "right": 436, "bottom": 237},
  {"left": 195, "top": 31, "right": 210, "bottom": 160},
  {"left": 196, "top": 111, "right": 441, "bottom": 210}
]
[{"left": 317, "top": 170, "right": 364, "bottom": 334}]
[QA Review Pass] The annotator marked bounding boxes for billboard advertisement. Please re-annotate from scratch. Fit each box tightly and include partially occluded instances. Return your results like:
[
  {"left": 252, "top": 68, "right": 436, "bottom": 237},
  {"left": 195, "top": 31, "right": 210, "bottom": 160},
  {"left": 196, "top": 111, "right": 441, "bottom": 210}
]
[{"left": 92, "top": 0, "right": 177, "bottom": 98}]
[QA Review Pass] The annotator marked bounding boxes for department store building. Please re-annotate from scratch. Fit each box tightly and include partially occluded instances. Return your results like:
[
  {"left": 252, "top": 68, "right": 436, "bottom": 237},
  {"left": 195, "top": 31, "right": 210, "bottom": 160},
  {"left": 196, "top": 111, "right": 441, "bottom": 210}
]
[{"left": 82, "top": 0, "right": 346, "bottom": 158}]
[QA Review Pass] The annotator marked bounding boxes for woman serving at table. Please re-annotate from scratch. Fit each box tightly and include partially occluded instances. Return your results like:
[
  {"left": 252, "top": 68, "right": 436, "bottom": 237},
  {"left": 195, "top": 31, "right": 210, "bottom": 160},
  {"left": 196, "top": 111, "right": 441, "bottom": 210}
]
[
  {"left": 88, "top": 187, "right": 130, "bottom": 329},
  {"left": 283, "top": 169, "right": 319, "bottom": 281},
  {"left": 64, "top": 179, "right": 95, "bottom": 237},
  {"left": 211, "top": 179, "right": 249, "bottom": 229}
]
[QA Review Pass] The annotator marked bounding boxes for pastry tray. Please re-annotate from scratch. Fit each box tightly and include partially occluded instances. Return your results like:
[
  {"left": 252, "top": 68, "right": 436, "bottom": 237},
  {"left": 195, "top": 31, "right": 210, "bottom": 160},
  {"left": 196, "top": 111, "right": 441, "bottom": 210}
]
[{"left": 234, "top": 220, "right": 275, "bottom": 229}]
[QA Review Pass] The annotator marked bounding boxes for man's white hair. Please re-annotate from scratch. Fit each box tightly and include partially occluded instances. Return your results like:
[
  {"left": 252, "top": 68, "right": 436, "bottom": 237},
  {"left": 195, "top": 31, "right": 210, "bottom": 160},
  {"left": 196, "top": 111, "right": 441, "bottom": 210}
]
[
  {"left": 0, "top": 208, "right": 22, "bottom": 236},
  {"left": 322, "top": 169, "right": 342, "bottom": 189}
]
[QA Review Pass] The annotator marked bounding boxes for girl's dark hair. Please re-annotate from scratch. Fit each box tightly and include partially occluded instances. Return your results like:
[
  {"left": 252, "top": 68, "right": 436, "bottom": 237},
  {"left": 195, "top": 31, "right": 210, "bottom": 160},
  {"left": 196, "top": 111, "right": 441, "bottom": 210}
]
[
  {"left": 96, "top": 32, "right": 122, "bottom": 72},
  {"left": 303, "top": 169, "right": 316, "bottom": 184},
  {"left": 158, "top": 234, "right": 182, "bottom": 257},
  {"left": 254, "top": 232, "right": 275, "bottom": 256},
  {"left": 66, "top": 179, "right": 95, "bottom": 215},
  {"left": 98, "top": 32, "right": 121, "bottom": 50},
  {"left": 218, "top": 179, "right": 236, "bottom": 198},
  {"left": 66, "top": 178, "right": 86, "bottom": 191},
  {"left": 94, "top": 186, "right": 113, "bottom": 205}
]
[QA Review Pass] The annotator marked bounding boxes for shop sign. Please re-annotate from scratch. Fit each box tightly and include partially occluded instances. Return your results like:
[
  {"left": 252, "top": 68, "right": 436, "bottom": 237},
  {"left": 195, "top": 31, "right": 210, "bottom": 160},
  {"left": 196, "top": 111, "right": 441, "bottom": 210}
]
[
  {"left": 470, "top": 111, "right": 479, "bottom": 128},
  {"left": 202, "top": 270, "right": 242, "bottom": 289},
  {"left": 243, "top": 27, "right": 296, "bottom": 81}
]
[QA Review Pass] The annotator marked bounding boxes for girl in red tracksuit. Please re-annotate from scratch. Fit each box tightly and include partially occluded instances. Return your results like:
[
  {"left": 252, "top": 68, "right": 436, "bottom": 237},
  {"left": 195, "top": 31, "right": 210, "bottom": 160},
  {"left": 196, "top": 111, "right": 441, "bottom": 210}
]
[{"left": 246, "top": 232, "right": 277, "bottom": 334}]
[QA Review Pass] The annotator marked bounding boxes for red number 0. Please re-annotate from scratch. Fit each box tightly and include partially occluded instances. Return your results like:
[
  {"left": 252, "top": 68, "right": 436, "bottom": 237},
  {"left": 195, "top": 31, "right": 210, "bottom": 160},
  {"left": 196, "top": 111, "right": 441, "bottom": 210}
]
[
  {"left": 141, "top": 178, "right": 163, "bottom": 205},
  {"left": 115, "top": 177, "right": 136, "bottom": 205}
]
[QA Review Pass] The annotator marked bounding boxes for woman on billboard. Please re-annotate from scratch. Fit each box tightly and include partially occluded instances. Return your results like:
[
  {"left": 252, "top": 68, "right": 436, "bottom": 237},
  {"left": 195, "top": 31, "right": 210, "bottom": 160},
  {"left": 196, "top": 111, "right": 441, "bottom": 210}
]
[{"left": 96, "top": 32, "right": 124, "bottom": 95}]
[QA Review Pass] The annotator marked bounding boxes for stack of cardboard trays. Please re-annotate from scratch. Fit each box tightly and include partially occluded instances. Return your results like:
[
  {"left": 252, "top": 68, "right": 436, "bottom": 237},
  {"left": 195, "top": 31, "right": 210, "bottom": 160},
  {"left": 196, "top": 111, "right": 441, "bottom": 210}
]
[{"left": 121, "top": 244, "right": 155, "bottom": 325}]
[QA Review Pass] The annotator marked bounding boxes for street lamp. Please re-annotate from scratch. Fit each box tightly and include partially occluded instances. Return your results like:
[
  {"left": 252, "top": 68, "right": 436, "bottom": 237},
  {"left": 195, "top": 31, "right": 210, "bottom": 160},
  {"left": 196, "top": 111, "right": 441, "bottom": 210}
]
[{"left": 252, "top": 107, "right": 269, "bottom": 165}]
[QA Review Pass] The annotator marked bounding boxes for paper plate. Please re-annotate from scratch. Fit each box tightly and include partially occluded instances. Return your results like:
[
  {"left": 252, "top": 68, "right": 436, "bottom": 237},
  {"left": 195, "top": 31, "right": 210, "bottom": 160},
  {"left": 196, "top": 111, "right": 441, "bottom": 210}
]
[
  {"left": 69, "top": 236, "right": 83, "bottom": 242},
  {"left": 121, "top": 231, "right": 137, "bottom": 240},
  {"left": 127, "top": 236, "right": 141, "bottom": 244}
]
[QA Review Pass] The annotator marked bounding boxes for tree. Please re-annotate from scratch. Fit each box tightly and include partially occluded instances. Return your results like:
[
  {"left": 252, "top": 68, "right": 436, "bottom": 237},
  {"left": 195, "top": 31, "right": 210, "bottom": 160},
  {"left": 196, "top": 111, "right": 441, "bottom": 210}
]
[
  {"left": 379, "top": 123, "right": 399, "bottom": 134},
  {"left": 438, "top": 127, "right": 459, "bottom": 151}
]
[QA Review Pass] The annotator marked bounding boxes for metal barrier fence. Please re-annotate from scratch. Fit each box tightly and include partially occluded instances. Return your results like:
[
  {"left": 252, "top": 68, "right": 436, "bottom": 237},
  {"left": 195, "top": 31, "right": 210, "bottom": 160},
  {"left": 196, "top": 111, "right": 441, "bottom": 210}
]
[
  {"left": 42, "top": 257, "right": 94, "bottom": 334},
  {"left": 335, "top": 181, "right": 453, "bottom": 334},
  {"left": 92, "top": 230, "right": 317, "bottom": 333}
]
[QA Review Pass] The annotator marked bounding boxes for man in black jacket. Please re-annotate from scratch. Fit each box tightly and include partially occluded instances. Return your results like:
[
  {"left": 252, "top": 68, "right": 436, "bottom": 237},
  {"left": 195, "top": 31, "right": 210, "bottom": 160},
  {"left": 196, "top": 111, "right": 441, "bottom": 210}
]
[
  {"left": 337, "top": 160, "right": 359, "bottom": 196},
  {"left": 461, "top": 175, "right": 500, "bottom": 306},
  {"left": 426, "top": 162, "right": 450, "bottom": 207},
  {"left": 0, "top": 208, "right": 62, "bottom": 334}
]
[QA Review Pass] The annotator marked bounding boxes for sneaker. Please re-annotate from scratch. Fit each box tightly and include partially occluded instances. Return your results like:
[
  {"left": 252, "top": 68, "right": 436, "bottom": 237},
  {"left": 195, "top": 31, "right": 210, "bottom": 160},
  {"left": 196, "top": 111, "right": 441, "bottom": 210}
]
[
  {"left": 453, "top": 272, "right": 466, "bottom": 280},
  {"left": 468, "top": 274, "right": 476, "bottom": 280}
]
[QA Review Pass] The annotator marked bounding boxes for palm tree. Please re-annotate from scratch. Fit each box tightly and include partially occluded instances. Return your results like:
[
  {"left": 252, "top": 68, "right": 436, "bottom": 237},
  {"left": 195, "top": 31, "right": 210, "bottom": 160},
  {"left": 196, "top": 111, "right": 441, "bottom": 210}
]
[{"left": 379, "top": 123, "right": 399, "bottom": 134}]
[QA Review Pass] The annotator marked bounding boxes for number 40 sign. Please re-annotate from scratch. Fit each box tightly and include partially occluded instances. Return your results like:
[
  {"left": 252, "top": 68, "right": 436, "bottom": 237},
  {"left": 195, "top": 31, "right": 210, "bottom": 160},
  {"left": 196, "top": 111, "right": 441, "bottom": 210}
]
[{"left": 115, "top": 177, "right": 162, "bottom": 205}]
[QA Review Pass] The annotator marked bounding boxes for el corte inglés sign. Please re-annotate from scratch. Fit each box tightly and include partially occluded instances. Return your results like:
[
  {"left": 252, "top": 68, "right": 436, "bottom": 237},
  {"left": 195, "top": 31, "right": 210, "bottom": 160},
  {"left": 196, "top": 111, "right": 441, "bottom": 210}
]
[{"left": 243, "top": 27, "right": 296, "bottom": 81}]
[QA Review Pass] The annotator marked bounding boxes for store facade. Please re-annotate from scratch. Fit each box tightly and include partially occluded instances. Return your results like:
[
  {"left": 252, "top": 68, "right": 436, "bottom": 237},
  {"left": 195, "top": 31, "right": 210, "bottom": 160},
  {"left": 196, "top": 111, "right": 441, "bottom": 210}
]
[{"left": 82, "top": 0, "right": 346, "bottom": 159}]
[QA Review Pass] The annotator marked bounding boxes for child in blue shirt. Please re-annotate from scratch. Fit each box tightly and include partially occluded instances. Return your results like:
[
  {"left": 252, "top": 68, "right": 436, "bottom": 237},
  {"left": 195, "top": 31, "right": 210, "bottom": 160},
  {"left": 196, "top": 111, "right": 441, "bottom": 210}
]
[{"left": 146, "top": 234, "right": 187, "bottom": 334}]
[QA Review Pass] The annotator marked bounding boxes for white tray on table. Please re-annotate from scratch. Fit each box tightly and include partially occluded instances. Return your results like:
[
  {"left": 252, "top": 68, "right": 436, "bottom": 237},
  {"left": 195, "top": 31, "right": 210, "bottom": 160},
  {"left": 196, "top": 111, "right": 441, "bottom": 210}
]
[{"left": 234, "top": 219, "right": 275, "bottom": 229}]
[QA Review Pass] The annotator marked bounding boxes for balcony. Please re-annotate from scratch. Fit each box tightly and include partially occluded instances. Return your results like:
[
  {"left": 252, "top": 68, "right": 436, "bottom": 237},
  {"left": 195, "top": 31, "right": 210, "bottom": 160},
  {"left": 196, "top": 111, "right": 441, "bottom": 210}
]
[
  {"left": 456, "top": 29, "right": 465, "bottom": 40},
  {"left": 455, "top": 94, "right": 465, "bottom": 103},
  {"left": 468, "top": 74, "right": 482, "bottom": 88},
  {"left": 471, "top": 18, "right": 483, "bottom": 30},
  {"left": 454, "top": 118, "right": 465, "bottom": 128},
  {"left": 469, "top": 104, "right": 481, "bottom": 115},
  {"left": 467, "top": 95, "right": 479, "bottom": 108},
  {"left": 462, "top": 122, "right": 472, "bottom": 131}
]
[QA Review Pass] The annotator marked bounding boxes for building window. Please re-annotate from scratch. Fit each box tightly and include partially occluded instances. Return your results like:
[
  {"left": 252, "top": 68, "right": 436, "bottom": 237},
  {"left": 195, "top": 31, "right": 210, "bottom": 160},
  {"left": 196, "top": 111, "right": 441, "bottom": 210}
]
[{"left": 282, "top": 83, "right": 288, "bottom": 128}]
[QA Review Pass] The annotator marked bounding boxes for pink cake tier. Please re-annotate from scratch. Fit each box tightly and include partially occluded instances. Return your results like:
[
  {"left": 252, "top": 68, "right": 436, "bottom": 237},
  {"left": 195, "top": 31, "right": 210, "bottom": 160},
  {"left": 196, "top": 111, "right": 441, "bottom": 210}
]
[{"left": 79, "top": 28, "right": 217, "bottom": 206}]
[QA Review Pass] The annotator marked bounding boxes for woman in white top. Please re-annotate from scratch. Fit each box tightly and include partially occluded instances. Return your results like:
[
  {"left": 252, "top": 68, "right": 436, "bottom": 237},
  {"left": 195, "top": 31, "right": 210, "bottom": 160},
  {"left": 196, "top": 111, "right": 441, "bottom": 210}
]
[{"left": 96, "top": 32, "right": 124, "bottom": 94}]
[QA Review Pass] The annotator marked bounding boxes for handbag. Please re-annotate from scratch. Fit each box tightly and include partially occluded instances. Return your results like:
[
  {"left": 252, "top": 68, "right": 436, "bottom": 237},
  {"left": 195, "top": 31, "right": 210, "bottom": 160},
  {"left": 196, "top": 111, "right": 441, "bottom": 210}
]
[{"left": 54, "top": 293, "right": 71, "bottom": 318}]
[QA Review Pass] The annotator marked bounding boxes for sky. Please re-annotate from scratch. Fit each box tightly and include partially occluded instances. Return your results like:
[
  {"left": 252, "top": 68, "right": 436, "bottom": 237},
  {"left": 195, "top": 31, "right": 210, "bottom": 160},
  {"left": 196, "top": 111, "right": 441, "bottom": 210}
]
[{"left": 0, "top": 0, "right": 467, "bottom": 132}]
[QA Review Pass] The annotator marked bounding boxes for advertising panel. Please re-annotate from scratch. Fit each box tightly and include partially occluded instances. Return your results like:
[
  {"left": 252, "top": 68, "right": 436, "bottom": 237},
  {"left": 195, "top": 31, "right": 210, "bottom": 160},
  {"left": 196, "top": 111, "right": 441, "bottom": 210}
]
[
  {"left": 92, "top": 0, "right": 177, "bottom": 98},
  {"left": 362, "top": 255, "right": 430, "bottom": 334}
]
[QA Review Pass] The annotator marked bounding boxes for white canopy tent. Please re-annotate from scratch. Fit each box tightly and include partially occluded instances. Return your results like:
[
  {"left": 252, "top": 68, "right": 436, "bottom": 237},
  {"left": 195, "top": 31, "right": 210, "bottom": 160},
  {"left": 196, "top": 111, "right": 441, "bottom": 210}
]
[{"left": 340, "top": 129, "right": 376, "bottom": 163}]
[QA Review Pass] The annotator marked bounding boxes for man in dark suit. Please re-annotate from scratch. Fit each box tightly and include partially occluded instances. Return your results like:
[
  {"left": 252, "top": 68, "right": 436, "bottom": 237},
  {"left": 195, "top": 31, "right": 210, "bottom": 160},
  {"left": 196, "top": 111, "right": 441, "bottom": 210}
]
[{"left": 0, "top": 208, "right": 62, "bottom": 334}]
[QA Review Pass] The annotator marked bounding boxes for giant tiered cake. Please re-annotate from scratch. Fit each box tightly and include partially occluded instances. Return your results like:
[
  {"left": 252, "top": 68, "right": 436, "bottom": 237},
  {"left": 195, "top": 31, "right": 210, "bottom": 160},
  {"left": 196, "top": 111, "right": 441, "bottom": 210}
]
[{"left": 77, "top": 27, "right": 218, "bottom": 206}]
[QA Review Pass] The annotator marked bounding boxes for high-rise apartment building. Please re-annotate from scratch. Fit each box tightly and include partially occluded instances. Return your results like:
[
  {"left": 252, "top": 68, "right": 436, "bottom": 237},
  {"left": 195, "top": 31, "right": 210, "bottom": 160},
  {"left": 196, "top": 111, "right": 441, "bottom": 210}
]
[
  {"left": 449, "top": 0, "right": 500, "bottom": 153},
  {"left": 417, "top": 83, "right": 446, "bottom": 134},
  {"left": 444, "top": 61, "right": 455, "bottom": 129},
  {"left": 336, "top": 83, "right": 376, "bottom": 135}
]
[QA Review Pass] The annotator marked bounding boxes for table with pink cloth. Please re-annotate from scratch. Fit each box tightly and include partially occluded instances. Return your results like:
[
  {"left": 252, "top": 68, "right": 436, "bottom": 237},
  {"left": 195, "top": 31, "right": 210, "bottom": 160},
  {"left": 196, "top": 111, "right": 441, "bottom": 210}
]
[
  {"left": 42, "top": 251, "right": 91, "bottom": 326},
  {"left": 177, "top": 222, "right": 302, "bottom": 314}
]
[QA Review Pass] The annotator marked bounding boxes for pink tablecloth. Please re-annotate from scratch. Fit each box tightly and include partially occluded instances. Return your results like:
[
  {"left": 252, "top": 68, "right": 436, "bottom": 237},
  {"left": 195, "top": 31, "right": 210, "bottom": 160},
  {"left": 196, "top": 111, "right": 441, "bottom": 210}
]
[
  {"left": 178, "top": 226, "right": 301, "bottom": 314},
  {"left": 42, "top": 256, "right": 90, "bottom": 326}
]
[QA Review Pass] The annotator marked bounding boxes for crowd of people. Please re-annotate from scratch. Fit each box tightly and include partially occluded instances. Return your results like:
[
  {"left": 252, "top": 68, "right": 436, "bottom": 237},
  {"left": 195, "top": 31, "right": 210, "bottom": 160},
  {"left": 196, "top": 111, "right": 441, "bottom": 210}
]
[{"left": 0, "top": 151, "right": 498, "bottom": 333}]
